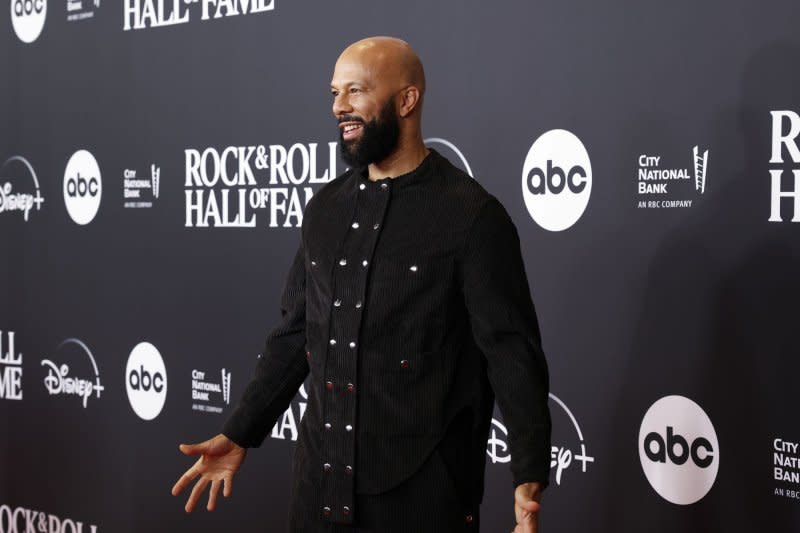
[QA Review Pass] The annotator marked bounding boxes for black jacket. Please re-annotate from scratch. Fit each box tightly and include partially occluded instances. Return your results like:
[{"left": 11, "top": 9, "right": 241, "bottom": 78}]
[{"left": 222, "top": 149, "right": 551, "bottom": 526}]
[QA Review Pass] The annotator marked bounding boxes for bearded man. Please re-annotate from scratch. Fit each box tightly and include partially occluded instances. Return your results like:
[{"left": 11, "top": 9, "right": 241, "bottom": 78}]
[{"left": 172, "top": 36, "right": 552, "bottom": 533}]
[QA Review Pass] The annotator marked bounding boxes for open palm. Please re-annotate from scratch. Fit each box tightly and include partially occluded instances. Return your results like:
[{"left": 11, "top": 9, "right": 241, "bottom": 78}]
[{"left": 171, "top": 433, "right": 247, "bottom": 512}]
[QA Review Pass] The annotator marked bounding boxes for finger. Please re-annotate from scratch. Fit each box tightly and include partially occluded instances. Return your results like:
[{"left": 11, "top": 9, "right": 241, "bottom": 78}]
[
  {"left": 524, "top": 512, "right": 539, "bottom": 533},
  {"left": 185, "top": 477, "right": 210, "bottom": 513},
  {"left": 514, "top": 503, "right": 525, "bottom": 525},
  {"left": 171, "top": 466, "right": 201, "bottom": 496},
  {"left": 207, "top": 480, "right": 221, "bottom": 511},
  {"left": 514, "top": 504, "right": 539, "bottom": 531},
  {"left": 223, "top": 474, "right": 234, "bottom": 498},
  {"left": 515, "top": 502, "right": 533, "bottom": 523}
]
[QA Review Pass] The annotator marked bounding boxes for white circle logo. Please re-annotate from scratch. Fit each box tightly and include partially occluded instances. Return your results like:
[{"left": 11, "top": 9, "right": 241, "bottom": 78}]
[
  {"left": 638, "top": 395, "right": 719, "bottom": 505},
  {"left": 125, "top": 342, "right": 167, "bottom": 421},
  {"left": 521, "top": 129, "right": 591, "bottom": 231},
  {"left": 10, "top": 0, "right": 47, "bottom": 43},
  {"left": 63, "top": 149, "right": 102, "bottom": 225},
  {"left": 424, "top": 137, "right": 473, "bottom": 177}
]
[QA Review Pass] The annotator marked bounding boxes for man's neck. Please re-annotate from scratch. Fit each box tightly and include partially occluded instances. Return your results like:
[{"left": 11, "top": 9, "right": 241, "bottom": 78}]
[{"left": 367, "top": 140, "right": 430, "bottom": 181}]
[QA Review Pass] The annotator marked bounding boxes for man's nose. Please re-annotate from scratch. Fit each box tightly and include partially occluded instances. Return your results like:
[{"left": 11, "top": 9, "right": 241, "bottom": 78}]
[{"left": 332, "top": 93, "right": 352, "bottom": 117}]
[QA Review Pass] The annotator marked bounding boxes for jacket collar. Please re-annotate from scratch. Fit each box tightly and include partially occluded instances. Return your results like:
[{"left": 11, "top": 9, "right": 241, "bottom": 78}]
[{"left": 352, "top": 148, "right": 440, "bottom": 193}]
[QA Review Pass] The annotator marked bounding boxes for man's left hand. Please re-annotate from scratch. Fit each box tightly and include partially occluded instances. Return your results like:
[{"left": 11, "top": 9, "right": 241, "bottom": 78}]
[{"left": 512, "top": 481, "right": 543, "bottom": 533}]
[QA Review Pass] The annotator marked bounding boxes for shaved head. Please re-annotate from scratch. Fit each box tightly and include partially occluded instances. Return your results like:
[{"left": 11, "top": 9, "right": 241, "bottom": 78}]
[{"left": 338, "top": 36, "right": 426, "bottom": 97}]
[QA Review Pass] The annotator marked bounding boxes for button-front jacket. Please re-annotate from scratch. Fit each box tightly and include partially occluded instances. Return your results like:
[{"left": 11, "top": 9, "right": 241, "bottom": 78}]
[{"left": 222, "top": 149, "right": 551, "bottom": 525}]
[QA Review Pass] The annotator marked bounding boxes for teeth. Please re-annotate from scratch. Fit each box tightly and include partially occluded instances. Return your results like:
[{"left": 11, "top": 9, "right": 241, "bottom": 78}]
[{"left": 344, "top": 124, "right": 361, "bottom": 133}]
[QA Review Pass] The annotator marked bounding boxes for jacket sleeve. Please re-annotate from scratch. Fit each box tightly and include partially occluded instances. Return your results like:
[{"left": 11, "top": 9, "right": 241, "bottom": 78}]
[
  {"left": 458, "top": 196, "right": 552, "bottom": 488},
  {"left": 222, "top": 240, "right": 310, "bottom": 448}
]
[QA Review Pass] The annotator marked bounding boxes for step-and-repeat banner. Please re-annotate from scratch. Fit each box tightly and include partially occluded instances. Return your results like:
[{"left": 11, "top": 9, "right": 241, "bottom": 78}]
[{"left": 2, "top": 1, "right": 800, "bottom": 532}]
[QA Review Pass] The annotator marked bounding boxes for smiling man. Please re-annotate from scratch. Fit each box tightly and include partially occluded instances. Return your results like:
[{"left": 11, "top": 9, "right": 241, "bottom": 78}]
[{"left": 172, "top": 36, "right": 552, "bottom": 533}]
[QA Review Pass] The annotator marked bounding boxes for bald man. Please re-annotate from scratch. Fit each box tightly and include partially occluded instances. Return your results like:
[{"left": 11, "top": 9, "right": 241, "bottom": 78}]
[{"left": 172, "top": 36, "right": 552, "bottom": 533}]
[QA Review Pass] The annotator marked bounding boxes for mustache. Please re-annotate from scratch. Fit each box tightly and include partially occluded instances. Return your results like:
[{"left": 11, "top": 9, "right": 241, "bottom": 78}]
[{"left": 338, "top": 115, "right": 365, "bottom": 124}]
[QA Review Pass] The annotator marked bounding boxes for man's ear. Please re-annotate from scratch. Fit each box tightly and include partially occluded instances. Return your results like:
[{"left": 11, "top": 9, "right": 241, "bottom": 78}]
[{"left": 398, "top": 86, "right": 421, "bottom": 118}]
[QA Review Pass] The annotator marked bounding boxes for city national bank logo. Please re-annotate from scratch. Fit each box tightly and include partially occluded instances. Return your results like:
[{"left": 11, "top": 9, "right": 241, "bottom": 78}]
[
  {"left": 772, "top": 437, "right": 800, "bottom": 502},
  {"left": 424, "top": 138, "right": 473, "bottom": 177},
  {"left": 769, "top": 110, "right": 800, "bottom": 222},
  {"left": 0, "top": 331, "right": 23, "bottom": 401},
  {"left": 0, "top": 504, "right": 98, "bottom": 533},
  {"left": 125, "top": 341, "right": 167, "bottom": 421},
  {"left": 124, "top": 164, "right": 160, "bottom": 209},
  {"left": 0, "top": 156, "right": 44, "bottom": 222},
  {"left": 521, "top": 129, "right": 592, "bottom": 231},
  {"left": 190, "top": 368, "right": 231, "bottom": 414},
  {"left": 66, "top": 0, "right": 99, "bottom": 21},
  {"left": 123, "top": 0, "right": 274, "bottom": 31},
  {"left": 63, "top": 149, "right": 102, "bottom": 225},
  {"left": 487, "top": 393, "right": 594, "bottom": 486},
  {"left": 11, "top": 0, "right": 47, "bottom": 43},
  {"left": 184, "top": 142, "right": 337, "bottom": 228},
  {"left": 40, "top": 338, "right": 104, "bottom": 408},
  {"left": 639, "top": 395, "right": 719, "bottom": 505},
  {"left": 636, "top": 146, "right": 709, "bottom": 209}
]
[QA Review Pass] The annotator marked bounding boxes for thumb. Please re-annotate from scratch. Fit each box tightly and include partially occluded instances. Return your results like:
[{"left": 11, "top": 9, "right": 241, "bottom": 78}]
[
  {"left": 515, "top": 490, "right": 542, "bottom": 514},
  {"left": 520, "top": 499, "right": 541, "bottom": 513},
  {"left": 179, "top": 440, "right": 211, "bottom": 456}
]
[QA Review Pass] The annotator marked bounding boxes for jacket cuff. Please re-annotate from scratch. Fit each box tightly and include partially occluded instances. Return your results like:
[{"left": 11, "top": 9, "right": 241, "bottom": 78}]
[
  {"left": 512, "top": 467, "right": 551, "bottom": 491},
  {"left": 221, "top": 407, "right": 260, "bottom": 448}
]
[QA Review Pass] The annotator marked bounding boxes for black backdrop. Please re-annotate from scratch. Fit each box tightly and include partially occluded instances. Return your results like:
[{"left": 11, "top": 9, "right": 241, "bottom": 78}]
[{"left": 2, "top": 1, "right": 800, "bottom": 532}]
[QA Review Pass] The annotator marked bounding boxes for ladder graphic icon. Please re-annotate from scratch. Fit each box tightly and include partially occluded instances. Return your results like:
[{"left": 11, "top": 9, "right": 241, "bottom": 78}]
[
  {"left": 693, "top": 146, "right": 708, "bottom": 194},
  {"left": 221, "top": 369, "right": 231, "bottom": 404}
]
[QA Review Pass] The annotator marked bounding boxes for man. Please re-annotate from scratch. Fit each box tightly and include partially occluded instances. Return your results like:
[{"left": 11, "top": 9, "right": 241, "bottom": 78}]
[{"left": 172, "top": 36, "right": 551, "bottom": 533}]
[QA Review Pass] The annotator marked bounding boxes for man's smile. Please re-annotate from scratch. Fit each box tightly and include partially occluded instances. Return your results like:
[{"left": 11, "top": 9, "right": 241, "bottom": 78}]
[{"left": 340, "top": 121, "right": 364, "bottom": 141}]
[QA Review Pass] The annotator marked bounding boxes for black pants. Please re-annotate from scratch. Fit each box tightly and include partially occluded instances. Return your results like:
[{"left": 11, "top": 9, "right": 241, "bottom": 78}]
[{"left": 287, "top": 446, "right": 480, "bottom": 533}]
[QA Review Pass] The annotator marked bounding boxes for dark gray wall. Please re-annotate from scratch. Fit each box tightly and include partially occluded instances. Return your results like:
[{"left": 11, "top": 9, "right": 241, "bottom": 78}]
[{"left": 1, "top": 1, "right": 799, "bottom": 532}]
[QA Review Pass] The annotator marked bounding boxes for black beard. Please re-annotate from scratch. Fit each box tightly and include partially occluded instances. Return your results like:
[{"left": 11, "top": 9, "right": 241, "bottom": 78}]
[{"left": 339, "top": 98, "right": 400, "bottom": 168}]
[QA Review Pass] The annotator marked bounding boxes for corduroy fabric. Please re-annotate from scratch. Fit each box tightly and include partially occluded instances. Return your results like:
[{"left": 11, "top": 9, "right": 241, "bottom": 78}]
[
  {"left": 222, "top": 149, "right": 551, "bottom": 528},
  {"left": 288, "top": 441, "right": 479, "bottom": 532}
]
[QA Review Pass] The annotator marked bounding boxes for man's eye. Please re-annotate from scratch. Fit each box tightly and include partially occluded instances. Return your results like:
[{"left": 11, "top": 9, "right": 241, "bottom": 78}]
[{"left": 350, "top": 87, "right": 361, "bottom": 93}]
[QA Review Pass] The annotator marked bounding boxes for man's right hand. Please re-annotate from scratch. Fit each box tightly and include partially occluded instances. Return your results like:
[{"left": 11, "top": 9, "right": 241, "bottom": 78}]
[{"left": 171, "top": 433, "right": 247, "bottom": 512}]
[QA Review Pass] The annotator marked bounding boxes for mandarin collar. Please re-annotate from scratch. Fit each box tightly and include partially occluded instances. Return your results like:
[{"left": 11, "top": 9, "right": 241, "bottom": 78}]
[{"left": 353, "top": 149, "right": 439, "bottom": 193}]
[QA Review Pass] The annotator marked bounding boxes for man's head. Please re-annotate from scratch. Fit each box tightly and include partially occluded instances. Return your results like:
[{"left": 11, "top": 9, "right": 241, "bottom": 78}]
[{"left": 331, "top": 36, "right": 426, "bottom": 168}]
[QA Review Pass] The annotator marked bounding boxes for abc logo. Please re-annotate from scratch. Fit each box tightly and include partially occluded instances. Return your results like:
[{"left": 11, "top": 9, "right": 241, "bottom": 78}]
[
  {"left": 128, "top": 365, "right": 165, "bottom": 393},
  {"left": 125, "top": 342, "right": 167, "bottom": 421},
  {"left": 643, "top": 426, "right": 714, "bottom": 468},
  {"left": 10, "top": 0, "right": 47, "bottom": 43},
  {"left": 521, "top": 129, "right": 592, "bottom": 231},
  {"left": 65, "top": 174, "right": 99, "bottom": 198},
  {"left": 638, "top": 395, "right": 719, "bottom": 505},
  {"left": 63, "top": 149, "right": 102, "bottom": 225}
]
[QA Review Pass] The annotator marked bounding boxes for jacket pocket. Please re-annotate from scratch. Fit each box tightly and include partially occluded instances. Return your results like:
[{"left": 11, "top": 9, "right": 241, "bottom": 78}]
[{"left": 359, "top": 350, "right": 441, "bottom": 435}]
